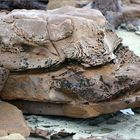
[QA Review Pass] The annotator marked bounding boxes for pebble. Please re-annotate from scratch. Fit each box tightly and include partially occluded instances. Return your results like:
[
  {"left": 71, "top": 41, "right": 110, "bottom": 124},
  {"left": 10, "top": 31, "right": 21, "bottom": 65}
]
[{"left": 135, "top": 31, "right": 140, "bottom": 35}]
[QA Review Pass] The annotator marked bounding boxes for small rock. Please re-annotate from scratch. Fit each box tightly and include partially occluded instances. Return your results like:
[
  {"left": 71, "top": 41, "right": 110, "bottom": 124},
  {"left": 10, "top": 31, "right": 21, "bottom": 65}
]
[
  {"left": 30, "top": 128, "right": 52, "bottom": 139},
  {"left": 50, "top": 132, "right": 76, "bottom": 140},
  {"left": 0, "top": 133, "right": 25, "bottom": 140},
  {"left": 135, "top": 31, "right": 140, "bottom": 35},
  {"left": 0, "top": 101, "right": 30, "bottom": 137}
]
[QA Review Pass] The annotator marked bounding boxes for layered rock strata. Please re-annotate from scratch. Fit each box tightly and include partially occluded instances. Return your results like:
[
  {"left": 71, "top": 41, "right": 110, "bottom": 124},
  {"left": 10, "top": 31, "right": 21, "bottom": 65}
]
[{"left": 0, "top": 7, "right": 139, "bottom": 118}]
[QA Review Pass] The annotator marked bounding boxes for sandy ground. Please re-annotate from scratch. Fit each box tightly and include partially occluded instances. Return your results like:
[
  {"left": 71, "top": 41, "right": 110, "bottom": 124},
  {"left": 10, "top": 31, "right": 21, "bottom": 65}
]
[
  {"left": 26, "top": 111, "right": 140, "bottom": 140},
  {"left": 116, "top": 29, "right": 140, "bottom": 56},
  {"left": 26, "top": 29, "right": 140, "bottom": 140}
]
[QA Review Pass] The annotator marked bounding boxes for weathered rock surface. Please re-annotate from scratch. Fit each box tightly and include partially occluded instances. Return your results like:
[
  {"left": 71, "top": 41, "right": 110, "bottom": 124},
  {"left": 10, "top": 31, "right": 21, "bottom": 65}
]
[
  {"left": 0, "top": 101, "right": 30, "bottom": 137},
  {"left": 1, "top": 62, "right": 140, "bottom": 103},
  {"left": 0, "top": 67, "right": 9, "bottom": 92},
  {"left": 0, "top": 7, "right": 140, "bottom": 118},
  {"left": 0, "top": 7, "right": 120, "bottom": 71}
]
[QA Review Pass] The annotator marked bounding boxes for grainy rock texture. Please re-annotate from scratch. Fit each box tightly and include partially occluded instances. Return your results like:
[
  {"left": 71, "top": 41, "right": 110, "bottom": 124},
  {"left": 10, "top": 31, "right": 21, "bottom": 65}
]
[
  {"left": 0, "top": 133, "right": 25, "bottom": 140},
  {"left": 0, "top": 7, "right": 120, "bottom": 71},
  {"left": 0, "top": 67, "right": 9, "bottom": 92},
  {"left": 0, "top": 7, "right": 139, "bottom": 118},
  {"left": 0, "top": 101, "right": 30, "bottom": 137}
]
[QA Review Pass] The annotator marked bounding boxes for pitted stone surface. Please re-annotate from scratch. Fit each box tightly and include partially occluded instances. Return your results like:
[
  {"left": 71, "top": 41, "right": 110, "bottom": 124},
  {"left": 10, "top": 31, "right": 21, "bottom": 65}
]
[
  {"left": 0, "top": 7, "right": 121, "bottom": 71},
  {"left": 0, "top": 7, "right": 140, "bottom": 118}
]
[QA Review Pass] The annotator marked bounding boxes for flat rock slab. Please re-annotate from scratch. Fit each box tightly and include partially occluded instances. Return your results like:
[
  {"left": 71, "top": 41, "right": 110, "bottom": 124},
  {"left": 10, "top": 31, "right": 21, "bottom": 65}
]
[
  {"left": 0, "top": 101, "right": 30, "bottom": 137},
  {"left": 1, "top": 45, "right": 140, "bottom": 104},
  {"left": 1, "top": 63, "right": 140, "bottom": 103},
  {"left": 0, "top": 7, "right": 121, "bottom": 71},
  {"left": 9, "top": 91, "right": 140, "bottom": 118}
]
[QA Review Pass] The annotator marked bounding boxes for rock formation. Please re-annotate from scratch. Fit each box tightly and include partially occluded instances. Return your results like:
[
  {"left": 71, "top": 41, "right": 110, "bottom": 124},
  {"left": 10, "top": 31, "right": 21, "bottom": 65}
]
[
  {"left": 0, "top": 67, "right": 9, "bottom": 92},
  {"left": 0, "top": 101, "right": 30, "bottom": 137},
  {"left": 0, "top": 7, "right": 139, "bottom": 118}
]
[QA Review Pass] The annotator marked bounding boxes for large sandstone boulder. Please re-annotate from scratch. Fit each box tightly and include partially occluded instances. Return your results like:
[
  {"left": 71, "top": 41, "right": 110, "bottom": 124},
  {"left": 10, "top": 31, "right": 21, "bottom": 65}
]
[
  {"left": 0, "top": 7, "right": 139, "bottom": 118},
  {"left": 4, "top": 47, "right": 140, "bottom": 118},
  {"left": 0, "top": 101, "right": 30, "bottom": 137}
]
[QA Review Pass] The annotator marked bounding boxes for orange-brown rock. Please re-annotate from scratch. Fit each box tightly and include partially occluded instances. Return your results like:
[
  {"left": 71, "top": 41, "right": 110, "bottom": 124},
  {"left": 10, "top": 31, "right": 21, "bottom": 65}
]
[
  {"left": 2, "top": 62, "right": 140, "bottom": 103},
  {"left": 1, "top": 43, "right": 140, "bottom": 104},
  {"left": 9, "top": 91, "right": 140, "bottom": 118},
  {"left": 0, "top": 7, "right": 140, "bottom": 118},
  {"left": 0, "top": 101, "right": 30, "bottom": 137},
  {"left": 1, "top": 49, "right": 140, "bottom": 118}
]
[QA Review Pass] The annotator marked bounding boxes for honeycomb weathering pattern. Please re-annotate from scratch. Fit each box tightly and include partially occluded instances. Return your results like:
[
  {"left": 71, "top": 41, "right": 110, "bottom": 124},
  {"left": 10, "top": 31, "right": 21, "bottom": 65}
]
[
  {"left": 0, "top": 6, "right": 122, "bottom": 71},
  {"left": 0, "top": 7, "right": 140, "bottom": 118}
]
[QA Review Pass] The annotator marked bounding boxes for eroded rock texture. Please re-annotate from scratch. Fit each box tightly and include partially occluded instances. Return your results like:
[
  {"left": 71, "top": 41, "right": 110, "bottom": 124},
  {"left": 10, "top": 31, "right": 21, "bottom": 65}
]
[
  {"left": 0, "top": 67, "right": 9, "bottom": 92},
  {"left": 0, "top": 7, "right": 120, "bottom": 71},
  {"left": 0, "top": 7, "right": 140, "bottom": 118},
  {"left": 0, "top": 101, "right": 30, "bottom": 137}
]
